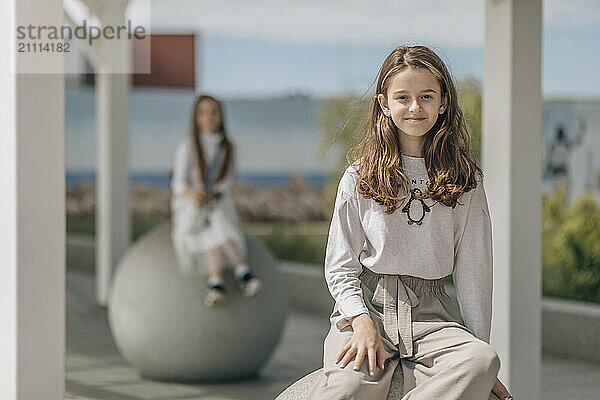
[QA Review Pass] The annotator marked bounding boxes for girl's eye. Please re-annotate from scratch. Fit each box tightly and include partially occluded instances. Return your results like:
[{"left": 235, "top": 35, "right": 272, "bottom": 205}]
[{"left": 395, "top": 95, "right": 433, "bottom": 100}]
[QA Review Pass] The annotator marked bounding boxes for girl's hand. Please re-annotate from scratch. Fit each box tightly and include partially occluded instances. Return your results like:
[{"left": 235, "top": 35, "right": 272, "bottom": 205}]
[
  {"left": 492, "top": 378, "right": 513, "bottom": 399},
  {"left": 184, "top": 188, "right": 214, "bottom": 207},
  {"left": 198, "top": 192, "right": 216, "bottom": 207},
  {"left": 336, "top": 313, "right": 386, "bottom": 376}
]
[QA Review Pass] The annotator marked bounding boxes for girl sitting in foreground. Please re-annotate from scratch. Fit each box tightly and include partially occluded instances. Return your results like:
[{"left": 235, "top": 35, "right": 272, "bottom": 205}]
[{"left": 308, "top": 45, "right": 513, "bottom": 400}]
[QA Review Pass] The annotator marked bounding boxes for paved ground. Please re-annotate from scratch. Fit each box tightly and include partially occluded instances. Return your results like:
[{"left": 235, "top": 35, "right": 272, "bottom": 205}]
[{"left": 66, "top": 269, "right": 600, "bottom": 400}]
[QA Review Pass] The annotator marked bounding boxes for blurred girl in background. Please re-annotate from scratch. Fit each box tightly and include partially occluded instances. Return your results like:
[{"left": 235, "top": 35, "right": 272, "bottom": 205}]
[{"left": 171, "top": 95, "right": 262, "bottom": 307}]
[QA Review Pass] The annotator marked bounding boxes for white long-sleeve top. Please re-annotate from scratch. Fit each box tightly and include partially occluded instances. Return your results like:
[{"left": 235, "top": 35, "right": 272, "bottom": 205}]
[
  {"left": 325, "top": 154, "right": 493, "bottom": 343},
  {"left": 171, "top": 132, "right": 233, "bottom": 198},
  {"left": 170, "top": 132, "right": 245, "bottom": 270}
]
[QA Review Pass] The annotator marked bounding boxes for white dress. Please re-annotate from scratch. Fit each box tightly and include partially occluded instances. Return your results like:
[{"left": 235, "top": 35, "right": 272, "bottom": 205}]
[{"left": 170, "top": 132, "right": 247, "bottom": 274}]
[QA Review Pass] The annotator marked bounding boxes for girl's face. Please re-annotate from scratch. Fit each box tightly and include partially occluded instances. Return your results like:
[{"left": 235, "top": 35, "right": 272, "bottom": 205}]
[
  {"left": 195, "top": 99, "right": 222, "bottom": 133},
  {"left": 378, "top": 67, "right": 447, "bottom": 142}
]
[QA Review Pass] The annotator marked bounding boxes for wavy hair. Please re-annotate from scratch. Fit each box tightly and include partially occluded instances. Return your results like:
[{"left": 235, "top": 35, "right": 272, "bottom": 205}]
[
  {"left": 190, "top": 95, "right": 233, "bottom": 190},
  {"left": 348, "top": 45, "right": 482, "bottom": 213}
]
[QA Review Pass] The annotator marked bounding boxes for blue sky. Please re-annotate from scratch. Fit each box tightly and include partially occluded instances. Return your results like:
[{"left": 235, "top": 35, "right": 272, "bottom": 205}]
[
  {"left": 199, "top": 35, "right": 486, "bottom": 99},
  {"left": 542, "top": 22, "right": 600, "bottom": 97},
  {"left": 140, "top": 0, "right": 600, "bottom": 99},
  {"left": 198, "top": 22, "right": 600, "bottom": 99}
]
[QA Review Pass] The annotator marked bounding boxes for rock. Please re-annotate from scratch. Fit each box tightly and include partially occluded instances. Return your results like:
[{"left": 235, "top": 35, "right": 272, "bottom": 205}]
[
  {"left": 108, "top": 223, "right": 288, "bottom": 382},
  {"left": 66, "top": 182, "right": 328, "bottom": 222}
]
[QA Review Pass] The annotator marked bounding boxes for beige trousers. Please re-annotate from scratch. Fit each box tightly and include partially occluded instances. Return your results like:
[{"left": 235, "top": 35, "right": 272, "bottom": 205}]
[{"left": 308, "top": 268, "right": 501, "bottom": 400}]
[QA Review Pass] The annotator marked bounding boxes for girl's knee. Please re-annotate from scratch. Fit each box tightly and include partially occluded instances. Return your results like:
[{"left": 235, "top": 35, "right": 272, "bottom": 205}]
[
  {"left": 326, "top": 367, "right": 379, "bottom": 397},
  {"left": 463, "top": 342, "right": 501, "bottom": 376},
  {"left": 327, "top": 369, "right": 362, "bottom": 396}
]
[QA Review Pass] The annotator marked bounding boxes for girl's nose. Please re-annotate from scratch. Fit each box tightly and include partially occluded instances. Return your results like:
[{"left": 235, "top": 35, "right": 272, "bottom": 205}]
[{"left": 409, "top": 100, "right": 421, "bottom": 111}]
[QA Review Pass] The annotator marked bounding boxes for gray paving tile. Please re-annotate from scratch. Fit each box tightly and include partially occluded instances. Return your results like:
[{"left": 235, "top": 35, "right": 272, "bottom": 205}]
[
  {"left": 541, "top": 354, "right": 600, "bottom": 399},
  {"left": 67, "top": 365, "right": 141, "bottom": 385},
  {"left": 99, "top": 382, "right": 207, "bottom": 399}
]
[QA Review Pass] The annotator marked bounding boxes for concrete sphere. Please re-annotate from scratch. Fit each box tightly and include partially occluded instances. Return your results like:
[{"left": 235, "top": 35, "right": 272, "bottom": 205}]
[
  {"left": 108, "top": 223, "right": 288, "bottom": 382},
  {"left": 276, "top": 368, "right": 501, "bottom": 399},
  {"left": 275, "top": 368, "right": 404, "bottom": 400}
]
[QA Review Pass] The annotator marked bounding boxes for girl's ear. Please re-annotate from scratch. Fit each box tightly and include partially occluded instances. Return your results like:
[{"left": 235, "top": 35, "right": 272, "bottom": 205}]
[
  {"left": 377, "top": 93, "right": 390, "bottom": 117},
  {"left": 439, "top": 96, "right": 448, "bottom": 114}
]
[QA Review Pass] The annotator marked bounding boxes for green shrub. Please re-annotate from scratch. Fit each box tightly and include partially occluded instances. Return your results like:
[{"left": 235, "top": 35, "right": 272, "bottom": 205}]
[
  {"left": 317, "top": 92, "right": 369, "bottom": 214},
  {"left": 543, "top": 185, "right": 600, "bottom": 303},
  {"left": 248, "top": 222, "right": 328, "bottom": 265},
  {"left": 67, "top": 213, "right": 168, "bottom": 241}
]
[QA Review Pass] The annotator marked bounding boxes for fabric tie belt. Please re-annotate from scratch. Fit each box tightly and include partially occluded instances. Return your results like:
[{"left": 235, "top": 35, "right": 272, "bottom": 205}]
[{"left": 372, "top": 274, "right": 420, "bottom": 358}]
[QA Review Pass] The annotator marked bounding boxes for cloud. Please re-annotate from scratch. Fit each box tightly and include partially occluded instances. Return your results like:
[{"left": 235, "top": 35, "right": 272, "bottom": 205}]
[
  {"left": 544, "top": 0, "right": 600, "bottom": 28},
  {"left": 130, "top": 0, "right": 598, "bottom": 47},
  {"left": 139, "top": 0, "right": 484, "bottom": 46}
]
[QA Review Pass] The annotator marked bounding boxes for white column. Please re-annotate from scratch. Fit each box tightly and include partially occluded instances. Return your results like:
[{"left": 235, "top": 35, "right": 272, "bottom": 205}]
[
  {"left": 96, "top": 72, "right": 130, "bottom": 305},
  {"left": 195, "top": 31, "right": 202, "bottom": 91},
  {"left": 484, "top": 1, "right": 542, "bottom": 399},
  {"left": 94, "top": 5, "right": 132, "bottom": 305},
  {"left": 0, "top": 1, "right": 65, "bottom": 399}
]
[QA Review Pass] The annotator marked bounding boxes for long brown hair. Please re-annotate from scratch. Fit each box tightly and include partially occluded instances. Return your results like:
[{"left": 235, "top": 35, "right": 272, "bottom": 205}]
[
  {"left": 190, "top": 95, "right": 233, "bottom": 189},
  {"left": 349, "top": 45, "right": 481, "bottom": 213}
]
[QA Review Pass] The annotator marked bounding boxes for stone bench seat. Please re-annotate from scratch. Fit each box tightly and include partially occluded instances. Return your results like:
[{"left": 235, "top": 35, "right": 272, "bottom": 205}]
[{"left": 276, "top": 367, "right": 501, "bottom": 399}]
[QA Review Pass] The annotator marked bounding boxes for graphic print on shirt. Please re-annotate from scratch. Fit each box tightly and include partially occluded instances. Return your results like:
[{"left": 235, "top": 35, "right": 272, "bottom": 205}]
[
  {"left": 401, "top": 177, "right": 434, "bottom": 225},
  {"left": 402, "top": 187, "right": 431, "bottom": 225}
]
